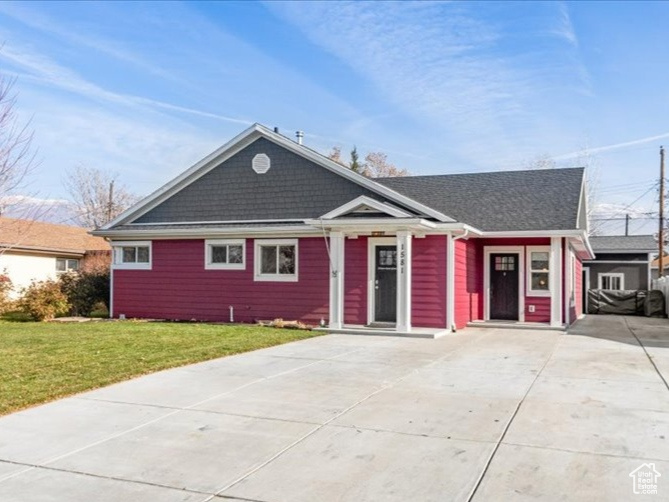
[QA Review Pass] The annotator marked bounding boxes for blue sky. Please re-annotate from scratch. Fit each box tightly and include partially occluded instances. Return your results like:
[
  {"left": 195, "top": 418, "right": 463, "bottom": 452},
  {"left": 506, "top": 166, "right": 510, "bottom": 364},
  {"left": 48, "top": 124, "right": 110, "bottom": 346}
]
[{"left": 0, "top": 1, "right": 666, "bottom": 234}]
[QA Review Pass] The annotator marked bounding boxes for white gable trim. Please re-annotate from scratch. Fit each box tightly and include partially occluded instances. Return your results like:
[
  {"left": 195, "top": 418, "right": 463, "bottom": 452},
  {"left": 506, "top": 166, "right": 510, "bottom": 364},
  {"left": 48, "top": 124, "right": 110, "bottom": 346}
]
[
  {"left": 102, "top": 124, "right": 454, "bottom": 230},
  {"left": 320, "top": 196, "right": 413, "bottom": 219},
  {"left": 576, "top": 169, "right": 589, "bottom": 232}
]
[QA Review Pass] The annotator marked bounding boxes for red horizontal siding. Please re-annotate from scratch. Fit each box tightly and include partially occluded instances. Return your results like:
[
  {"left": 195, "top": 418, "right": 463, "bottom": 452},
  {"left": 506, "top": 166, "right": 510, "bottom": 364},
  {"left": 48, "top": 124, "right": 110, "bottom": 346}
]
[
  {"left": 344, "top": 237, "right": 367, "bottom": 325},
  {"left": 525, "top": 296, "right": 551, "bottom": 322},
  {"left": 464, "top": 237, "right": 552, "bottom": 328},
  {"left": 411, "top": 236, "right": 446, "bottom": 328},
  {"left": 454, "top": 238, "right": 483, "bottom": 329},
  {"left": 113, "top": 238, "right": 328, "bottom": 325}
]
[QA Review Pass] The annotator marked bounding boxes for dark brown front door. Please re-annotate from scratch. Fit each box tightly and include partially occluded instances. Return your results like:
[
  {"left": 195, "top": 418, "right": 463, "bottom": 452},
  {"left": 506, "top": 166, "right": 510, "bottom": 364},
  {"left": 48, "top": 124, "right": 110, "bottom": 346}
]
[
  {"left": 374, "top": 246, "right": 397, "bottom": 323},
  {"left": 490, "top": 253, "right": 519, "bottom": 320}
]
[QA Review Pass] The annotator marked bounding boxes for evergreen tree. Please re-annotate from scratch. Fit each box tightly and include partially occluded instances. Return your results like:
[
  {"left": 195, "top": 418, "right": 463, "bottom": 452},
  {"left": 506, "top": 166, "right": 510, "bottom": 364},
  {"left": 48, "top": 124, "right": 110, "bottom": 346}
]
[{"left": 350, "top": 146, "right": 361, "bottom": 173}]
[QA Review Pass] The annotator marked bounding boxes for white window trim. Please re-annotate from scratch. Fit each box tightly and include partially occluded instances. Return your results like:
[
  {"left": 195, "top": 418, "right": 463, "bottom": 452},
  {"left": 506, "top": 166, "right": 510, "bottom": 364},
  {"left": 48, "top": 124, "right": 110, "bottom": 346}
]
[
  {"left": 526, "top": 246, "right": 551, "bottom": 297},
  {"left": 598, "top": 272, "right": 625, "bottom": 290},
  {"left": 56, "top": 258, "right": 80, "bottom": 273},
  {"left": 112, "top": 240, "right": 152, "bottom": 270},
  {"left": 205, "top": 239, "right": 246, "bottom": 270},
  {"left": 483, "top": 246, "right": 525, "bottom": 322},
  {"left": 254, "top": 239, "right": 298, "bottom": 282}
]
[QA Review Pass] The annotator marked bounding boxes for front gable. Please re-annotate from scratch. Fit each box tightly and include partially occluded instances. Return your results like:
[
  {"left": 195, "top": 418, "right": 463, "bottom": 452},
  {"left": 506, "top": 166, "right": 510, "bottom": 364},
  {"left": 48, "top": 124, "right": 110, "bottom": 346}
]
[
  {"left": 133, "top": 137, "right": 406, "bottom": 223},
  {"left": 104, "top": 124, "right": 453, "bottom": 230},
  {"left": 320, "top": 196, "right": 413, "bottom": 219}
]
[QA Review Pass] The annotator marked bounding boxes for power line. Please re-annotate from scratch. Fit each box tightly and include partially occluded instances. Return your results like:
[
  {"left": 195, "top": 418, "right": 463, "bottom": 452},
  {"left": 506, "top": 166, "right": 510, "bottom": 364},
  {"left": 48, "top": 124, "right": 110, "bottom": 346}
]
[{"left": 591, "top": 183, "right": 659, "bottom": 232}]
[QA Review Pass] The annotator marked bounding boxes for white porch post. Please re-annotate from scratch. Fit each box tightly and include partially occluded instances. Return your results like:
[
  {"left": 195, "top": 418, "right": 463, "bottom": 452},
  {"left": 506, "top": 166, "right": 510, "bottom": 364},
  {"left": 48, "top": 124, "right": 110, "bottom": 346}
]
[
  {"left": 550, "top": 237, "right": 563, "bottom": 327},
  {"left": 329, "top": 231, "right": 345, "bottom": 329},
  {"left": 396, "top": 230, "right": 412, "bottom": 332},
  {"left": 446, "top": 233, "right": 455, "bottom": 331}
]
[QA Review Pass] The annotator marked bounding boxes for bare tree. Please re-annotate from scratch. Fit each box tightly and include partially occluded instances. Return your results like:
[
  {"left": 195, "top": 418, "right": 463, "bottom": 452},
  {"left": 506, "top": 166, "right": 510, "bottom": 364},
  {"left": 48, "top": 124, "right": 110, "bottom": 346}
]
[
  {"left": 522, "top": 154, "right": 557, "bottom": 170},
  {"left": 328, "top": 146, "right": 344, "bottom": 165},
  {"left": 65, "top": 166, "right": 139, "bottom": 229},
  {"left": 327, "top": 146, "right": 409, "bottom": 177},
  {"left": 364, "top": 151, "right": 409, "bottom": 178},
  {"left": 0, "top": 74, "right": 37, "bottom": 217}
]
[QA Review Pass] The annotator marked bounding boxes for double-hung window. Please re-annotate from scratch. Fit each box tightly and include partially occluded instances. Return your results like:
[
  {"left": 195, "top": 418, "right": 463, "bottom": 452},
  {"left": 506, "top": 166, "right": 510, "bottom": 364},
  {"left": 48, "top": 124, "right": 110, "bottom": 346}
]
[
  {"left": 527, "top": 246, "right": 550, "bottom": 296},
  {"left": 598, "top": 273, "right": 624, "bottom": 290},
  {"left": 112, "top": 241, "right": 151, "bottom": 270},
  {"left": 205, "top": 239, "right": 245, "bottom": 270},
  {"left": 254, "top": 239, "right": 298, "bottom": 281}
]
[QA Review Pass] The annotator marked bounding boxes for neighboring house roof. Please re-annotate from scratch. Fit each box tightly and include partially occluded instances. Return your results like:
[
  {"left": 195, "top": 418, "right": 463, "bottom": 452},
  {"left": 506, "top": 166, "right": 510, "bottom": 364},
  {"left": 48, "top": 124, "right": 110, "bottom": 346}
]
[
  {"left": 0, "top": 217, "right": 110, "bottom": 255},
  {"left": 651, "top": 255, "right": 669, "bottom": 270},
  {"left": 589, "top": 235, "right": 657, "bottom": 253},
  {"left": 376, "top": 167, "right": 585, "bottom": 231}
]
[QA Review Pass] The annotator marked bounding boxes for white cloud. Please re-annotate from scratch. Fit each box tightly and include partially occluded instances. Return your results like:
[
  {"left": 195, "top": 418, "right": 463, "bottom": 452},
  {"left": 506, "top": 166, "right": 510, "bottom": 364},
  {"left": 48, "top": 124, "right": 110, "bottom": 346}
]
[
  {"left": 0, "top": 42, "right": 251, "bottom": 126},
  {"left": 554, "top": 132, "right": 669, "bottom": 160},
  {"left": 268, "top": 1, "right": 590, "bottom": 168}
]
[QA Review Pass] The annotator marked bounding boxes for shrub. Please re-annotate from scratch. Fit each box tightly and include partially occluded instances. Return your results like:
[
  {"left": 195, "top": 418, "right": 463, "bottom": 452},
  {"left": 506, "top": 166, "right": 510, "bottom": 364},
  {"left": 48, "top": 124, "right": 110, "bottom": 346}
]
[
  {"left": 0, "top": 272, "right": 14, "bottom": 315},
  {"left": 19, "top": 279, "right": 70, "bottom": 321},
  {"left": 58, "top": 270, "right": 110, "bottom": 317}
]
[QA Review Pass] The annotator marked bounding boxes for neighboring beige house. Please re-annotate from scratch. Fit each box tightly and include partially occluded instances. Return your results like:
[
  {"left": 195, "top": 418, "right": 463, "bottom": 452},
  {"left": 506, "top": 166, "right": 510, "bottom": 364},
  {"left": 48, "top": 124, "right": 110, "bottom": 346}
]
[{"left": 0, "top": 217, "right": 110, "bottom": 297}]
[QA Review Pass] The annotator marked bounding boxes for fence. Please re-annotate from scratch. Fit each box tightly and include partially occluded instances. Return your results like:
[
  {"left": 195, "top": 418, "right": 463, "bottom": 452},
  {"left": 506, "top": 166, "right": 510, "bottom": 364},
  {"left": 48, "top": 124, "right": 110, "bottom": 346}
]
[{"left": 651, "top": 277, "right": 669, "bottom": 317}]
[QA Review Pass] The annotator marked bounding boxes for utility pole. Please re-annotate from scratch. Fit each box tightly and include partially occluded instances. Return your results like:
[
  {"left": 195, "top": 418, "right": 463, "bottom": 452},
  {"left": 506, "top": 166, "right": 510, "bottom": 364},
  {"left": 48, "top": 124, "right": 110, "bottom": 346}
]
[
  {"left": 660, "top": 146, "right": 665, "bottom": 278},
  {"left": 625, "top": 214, "right": 630, "bottom": 236}
]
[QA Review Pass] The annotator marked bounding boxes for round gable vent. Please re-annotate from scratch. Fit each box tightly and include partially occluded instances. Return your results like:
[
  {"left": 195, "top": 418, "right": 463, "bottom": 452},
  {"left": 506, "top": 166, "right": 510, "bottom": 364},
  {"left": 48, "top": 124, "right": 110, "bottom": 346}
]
[{"left": 252, "top": 153, "right": 271, "bottom": 174}]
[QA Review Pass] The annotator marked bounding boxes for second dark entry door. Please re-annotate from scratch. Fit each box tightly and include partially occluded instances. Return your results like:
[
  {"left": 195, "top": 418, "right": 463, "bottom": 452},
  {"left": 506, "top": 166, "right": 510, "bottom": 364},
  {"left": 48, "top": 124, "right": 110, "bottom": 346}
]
[
  {"left": 374, "top": 246, "right": 397, "bottom": 323},
  {"left": 490, "top": 253, "right": 519, "bottom": 320}
]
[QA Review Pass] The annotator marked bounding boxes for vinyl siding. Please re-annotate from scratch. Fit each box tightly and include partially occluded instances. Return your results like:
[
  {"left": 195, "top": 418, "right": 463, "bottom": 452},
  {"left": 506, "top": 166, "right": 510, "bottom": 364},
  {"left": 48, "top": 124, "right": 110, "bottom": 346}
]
[
  {"left": 113, "top": 238, "right": 328, "bottom": 324},
  {"left": 411, "top": 236, "right": 447, "bottom": 328},
  {"left": 344, "top": 237, "right": 368, "bottom": 325},
  {"left": 454, "top": 238, "right": 483, "bottom": 329}
]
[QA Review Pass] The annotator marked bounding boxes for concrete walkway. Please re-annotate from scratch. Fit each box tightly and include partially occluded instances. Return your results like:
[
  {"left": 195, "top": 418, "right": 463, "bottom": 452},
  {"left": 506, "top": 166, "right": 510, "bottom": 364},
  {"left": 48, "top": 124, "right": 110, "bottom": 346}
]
[{"left": 0, "top": 315, "right": 667, "bottom": 501}]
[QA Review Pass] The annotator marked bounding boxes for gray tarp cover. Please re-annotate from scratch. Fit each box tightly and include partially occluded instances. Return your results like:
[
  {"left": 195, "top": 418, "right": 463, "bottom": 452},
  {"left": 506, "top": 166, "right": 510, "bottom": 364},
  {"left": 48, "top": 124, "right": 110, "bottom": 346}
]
[{"left": 587, "top": 290, "right": 666, "bottom": 317}]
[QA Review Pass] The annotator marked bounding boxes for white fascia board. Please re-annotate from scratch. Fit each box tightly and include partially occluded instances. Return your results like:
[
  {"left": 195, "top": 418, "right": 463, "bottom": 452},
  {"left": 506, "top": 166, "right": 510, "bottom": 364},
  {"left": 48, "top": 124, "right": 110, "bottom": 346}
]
[
  {"left": 304, "top": 218, "right": 436, "bottom": 231},
  {"left": 104, "top": 124, "right": 455, "bottom": 229},
  {"left": 319, "top": 195, "right": 413, "bottom": 219},
  {"left": 576, "top": 169, "right": 588, "bottom": 232},
  {"left": 433, "top": 223, "right": 483, "bottom": 235},
  {"left": 94, "top": 225, "right": 321, "bottom": 239},
  {"left": 481, "top": 229, "right": 585, "bottom": 237},
  {"left": 125, "top": 218, "right": 303, "bottom": 226},
  {"left": 590, "top": 248, "right": 658, "bottom": 254}
]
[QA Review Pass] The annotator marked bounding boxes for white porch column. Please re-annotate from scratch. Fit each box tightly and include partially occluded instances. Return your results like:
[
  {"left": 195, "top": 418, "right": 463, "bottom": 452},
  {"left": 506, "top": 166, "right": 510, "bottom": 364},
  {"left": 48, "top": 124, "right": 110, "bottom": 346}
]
[
  {"left": 396, "top": 230, "right": 412, "bottom": 332},
  {"left": 550, "top": 237, "right": 563, "bottom": 327},
  {"left": 446, "top": 233, "right": 455, "bottom": 331},
  {"left": 328, "top": 231, "right": 345, "bottom": 329}
]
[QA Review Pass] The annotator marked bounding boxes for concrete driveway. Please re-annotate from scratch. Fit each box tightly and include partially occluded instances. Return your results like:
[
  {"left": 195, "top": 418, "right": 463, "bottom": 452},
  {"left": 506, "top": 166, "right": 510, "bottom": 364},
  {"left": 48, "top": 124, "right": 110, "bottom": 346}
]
[{"left": 0, "top": 315, "right": 668, "bottom": 501}]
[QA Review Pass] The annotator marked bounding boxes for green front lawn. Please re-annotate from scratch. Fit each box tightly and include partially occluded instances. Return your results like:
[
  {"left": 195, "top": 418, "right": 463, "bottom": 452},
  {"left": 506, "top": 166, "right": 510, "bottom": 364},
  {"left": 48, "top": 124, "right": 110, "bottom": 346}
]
[{"left": 0, "top": 320, "right": 320, "bottom": 415}]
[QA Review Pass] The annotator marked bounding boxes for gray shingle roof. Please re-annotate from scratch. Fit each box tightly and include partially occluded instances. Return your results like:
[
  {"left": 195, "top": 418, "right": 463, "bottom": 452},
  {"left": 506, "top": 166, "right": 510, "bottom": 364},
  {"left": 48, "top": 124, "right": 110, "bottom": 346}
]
[
  {"left": 589, "top": 235, "right": 657, "bottom": 252},
  {"left": 134, "top": 138, "right": 419, "bottom": 224},
  {"left": 375, "top": 167, "right": 585, "bottom": 231}
]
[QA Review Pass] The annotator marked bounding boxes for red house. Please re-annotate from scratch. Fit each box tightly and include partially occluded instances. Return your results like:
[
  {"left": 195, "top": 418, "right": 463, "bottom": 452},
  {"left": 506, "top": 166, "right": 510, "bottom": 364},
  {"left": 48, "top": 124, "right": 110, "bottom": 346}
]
[{"left": 94, "top": 124, "right": 593, "bottom": 336}]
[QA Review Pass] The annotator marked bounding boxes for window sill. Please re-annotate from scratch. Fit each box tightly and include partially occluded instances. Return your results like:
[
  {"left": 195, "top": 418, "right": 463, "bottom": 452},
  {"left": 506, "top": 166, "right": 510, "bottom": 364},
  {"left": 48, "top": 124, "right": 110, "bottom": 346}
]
[
  {"left": 526, "top": 290, "right": 551, "bottom": 297},
  {"left": 112, "top": 263, "right": 152, "bottom": 270},
  {"left": 205, "top": 263, "right": 246, "bottom": 271},
  {"left": 254, "top": 274, "right": 298, "bottom": 282}
]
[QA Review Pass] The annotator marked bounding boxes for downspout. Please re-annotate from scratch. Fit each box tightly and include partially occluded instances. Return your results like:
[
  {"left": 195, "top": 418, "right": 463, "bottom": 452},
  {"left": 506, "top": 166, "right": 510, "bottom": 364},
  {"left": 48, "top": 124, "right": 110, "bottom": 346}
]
[{"left": 447, "top": 229, "right": 470, "bottom": 332}]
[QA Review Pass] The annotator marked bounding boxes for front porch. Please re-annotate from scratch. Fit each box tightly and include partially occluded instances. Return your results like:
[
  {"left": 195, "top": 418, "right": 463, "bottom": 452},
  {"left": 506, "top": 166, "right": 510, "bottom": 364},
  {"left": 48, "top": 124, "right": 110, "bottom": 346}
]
[{"left": 306, "top": 198, "right": 453, "bottom": 336}]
